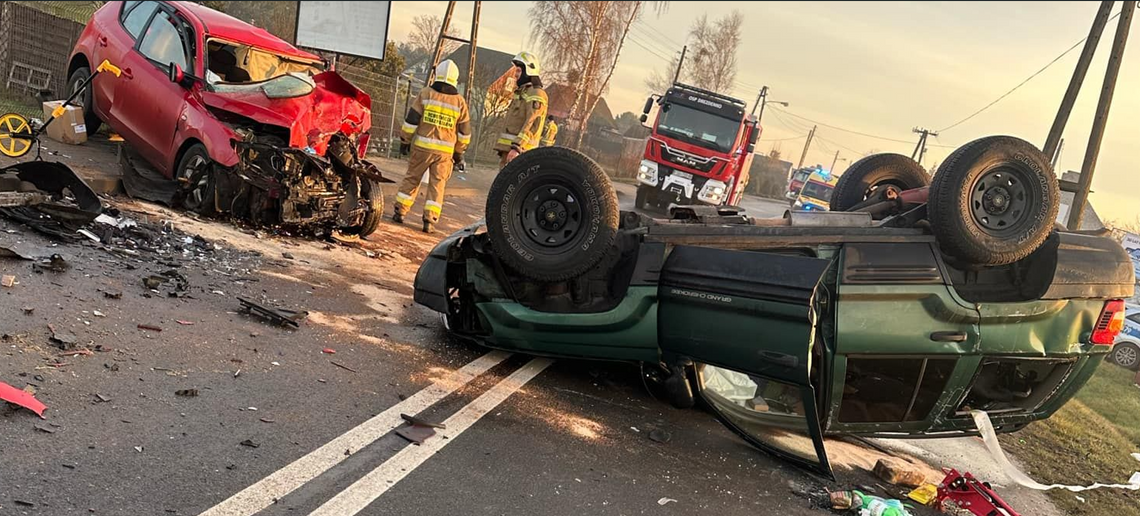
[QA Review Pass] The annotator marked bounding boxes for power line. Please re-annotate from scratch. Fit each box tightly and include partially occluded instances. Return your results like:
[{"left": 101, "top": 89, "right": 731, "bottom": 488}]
[
  {"left": 815, "top": 134, "right": 863, "bottom": 155},
  {"left": 630, "top": 22, "right": 683, "bottom": 54},
  {"left": 936, "top": 9, "right": 1123, "bottom": 133},
  {"left": 760, "top": 133, "right": 808, "bottom": 142},
  {"left": 626, "top": 34, "right": 674, "bottom": 62},
  {"left": 770, "top": 106, "right": 955, "bottom": 148}
]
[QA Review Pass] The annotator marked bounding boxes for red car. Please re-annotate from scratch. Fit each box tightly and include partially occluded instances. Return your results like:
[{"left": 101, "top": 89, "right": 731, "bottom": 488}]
[{"left": 67, "top": 0, "right": 388, "bottom": 236}]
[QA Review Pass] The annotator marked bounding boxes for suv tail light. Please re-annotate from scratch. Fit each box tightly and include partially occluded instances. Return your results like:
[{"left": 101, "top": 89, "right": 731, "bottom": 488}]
[{"left": 1091, "top": 299, "right": 1126, "bottom": 345}]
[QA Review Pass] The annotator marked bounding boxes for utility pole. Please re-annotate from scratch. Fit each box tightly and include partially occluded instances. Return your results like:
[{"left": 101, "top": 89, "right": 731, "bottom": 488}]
[
  {"left": 673, "top": 45, "right": 687, "bottom": 85},
  {"left": 911, "top": 127, "right": 938, "bottom": 164},
  {"left": 829, "top": 150, "right": 840, "bottom": 172},
  {"left": 797, "top": 125, "right": 816, "bottom": 169},
  {"left": 1069, "top": 0, "right": 1134, "bottom": 231},
  {"left": 1051, "top": 137, "right": 1065, "bottom": 169},
  {"left": 752, "top": 85, "right": 768, "bottom": 116},
  {"left": 1044, "top": 0, "right": 1114, "bottom": 160},
  {"left": 426, "top": 1, "right": 483, "bottom": 104}
]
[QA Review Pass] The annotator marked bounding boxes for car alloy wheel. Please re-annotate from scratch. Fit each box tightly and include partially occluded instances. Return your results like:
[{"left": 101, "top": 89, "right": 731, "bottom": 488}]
[
  {"left": 178, "top": 154, "right": 211, "bottom": 212},
  {"left": 1114, "top": 345, "right": 1139, "bottom": 369}
]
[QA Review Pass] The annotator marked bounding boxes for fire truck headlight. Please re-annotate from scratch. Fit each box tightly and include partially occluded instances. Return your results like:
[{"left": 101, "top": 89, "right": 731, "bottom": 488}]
[
  {"left": 637, "top": 160, "right": 659, "bottom": 186},
  {"left": 698, "top": 179, "right": 728, "bottom": 204}
]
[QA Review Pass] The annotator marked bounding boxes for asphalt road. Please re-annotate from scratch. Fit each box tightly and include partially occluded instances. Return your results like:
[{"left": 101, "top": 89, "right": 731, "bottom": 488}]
[{"left": 0, "top": 151, "right": 1047, "bottom": 515}]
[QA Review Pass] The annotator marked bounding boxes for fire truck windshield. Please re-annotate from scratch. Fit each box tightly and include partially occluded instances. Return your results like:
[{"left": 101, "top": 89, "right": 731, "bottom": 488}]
[{"left": 656, "top": 104, "right": 740, "bottom": 153}]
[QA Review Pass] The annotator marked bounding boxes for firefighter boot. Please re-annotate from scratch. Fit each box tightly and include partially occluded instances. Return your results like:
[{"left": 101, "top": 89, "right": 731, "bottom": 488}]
[{"left": 422, "top": 220, "right": 434, "bottom": 233}]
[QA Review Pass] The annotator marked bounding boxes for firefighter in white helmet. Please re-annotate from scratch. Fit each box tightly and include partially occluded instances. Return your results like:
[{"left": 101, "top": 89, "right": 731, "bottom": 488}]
[
  {"left": 494, "top": 51, "right": 547, "bottom": 168},
  {"left": 393, "top": 59, "right": 471, "bottom": 233}
]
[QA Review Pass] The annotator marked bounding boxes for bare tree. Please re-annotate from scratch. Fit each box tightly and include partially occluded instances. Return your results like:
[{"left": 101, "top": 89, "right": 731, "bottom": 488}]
[
  {"left": 645, "top": 55, "right": 680, "bottom": 93},
  {"left": 410, "top": 15, "right": 461, "bottom": 58},
  {"left": 684, "top": 11, "right": 743, "bottom": 92},
  {"left": 468, "top": 62, "right": 516, "bottom": 157},
  {"left": 530, "top": 2, "right": 666, "bottom": 149}
]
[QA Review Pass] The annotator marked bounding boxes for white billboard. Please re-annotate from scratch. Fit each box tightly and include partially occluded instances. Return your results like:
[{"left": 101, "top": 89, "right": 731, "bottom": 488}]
[
  {"left": 296, "top": 1, "right": 391, "bottom": 60},
  {"left": 1123, "top": 232, "right": 1140, "bottom": 282}
]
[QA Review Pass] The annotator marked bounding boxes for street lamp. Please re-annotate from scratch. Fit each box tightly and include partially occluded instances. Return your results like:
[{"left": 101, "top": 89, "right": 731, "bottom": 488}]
[{"left": 758, "top": 99, "right": 788, "bottom": 126}]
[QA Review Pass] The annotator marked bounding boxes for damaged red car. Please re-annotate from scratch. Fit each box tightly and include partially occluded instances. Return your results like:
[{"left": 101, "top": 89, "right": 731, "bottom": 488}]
[{"left": 67, "top": 0, "right": 389, "bottom": 235}]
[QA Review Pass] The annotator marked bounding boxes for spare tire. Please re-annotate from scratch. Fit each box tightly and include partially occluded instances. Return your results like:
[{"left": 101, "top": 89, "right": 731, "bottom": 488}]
[
  {"left": 485, "top": 146, "right": 619, "bottom": 282},
  {"left": 929, "top": 136, "right": 1058, "bottom": 266},
  {"left": 830, "top": 153, "right": 930, "bottom": 212}
]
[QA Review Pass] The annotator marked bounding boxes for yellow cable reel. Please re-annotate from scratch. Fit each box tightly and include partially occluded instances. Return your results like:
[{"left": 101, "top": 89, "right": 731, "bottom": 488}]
[{"left": 0, "top": 113, "right": 32, "bottom": 158}]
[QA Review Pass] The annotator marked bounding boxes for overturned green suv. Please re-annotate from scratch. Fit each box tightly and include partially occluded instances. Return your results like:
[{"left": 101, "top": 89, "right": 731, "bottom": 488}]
[{"left": 414, "top": 138, "right": 1133, "bottom": 476}]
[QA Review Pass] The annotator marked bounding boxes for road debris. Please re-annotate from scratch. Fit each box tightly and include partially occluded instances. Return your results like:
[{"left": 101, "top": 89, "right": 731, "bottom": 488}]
[
  {"left": 31, "top": 254, "right": 69, "bottom": 273},
  {"left": 1, "top": 274, "right": 15, "bottom": 287},
  {"left": 93, "top": 310, "right": 105, "bottom": 317},
  {"left": 13, "top": 500, "right": 34, "bottom": 507},
  {"left": 873, "top": 457, "right": 927, "bottom": 488},
  {"left": 134, "top": 446, "right": 144, "bottom": 453},
  {"left": 103, "top": 290, "right": 122, "bottom": 300},
  {"left": 175, "top": 389, "right": 199, "bottom": 397},
  {"left": 400, "top": 413, "right": 446, "bottom": 429},
  {"left": 395, "top": 424, "right": 435, "bottom": 445},
  {"left": 142, "top": 270, "right": 188, "bottom": 297},
  {"left": 59, "top": 349, "right": 93, "bottom": 357},
  {"left": 259, "top": 418, "right": 275, "bottom": 423},
  {"left": 648, "top": 429, "right": 671, "bottom": 444},
  {"left": 34, "top": 423, "right": 56, "bottom": 434},
  {"left": 22, "top": 306, "right": 33, "bottom": 315},
  {"left": 330, "top": 361, "right": 357, "bottom": 373},
  {"left": 137, "top": 324, "right": 162, "bottom": 332},
  {"left": 321, "top": 348, "right": 336, "bottom": 354},
  {"left": 238, "top": 297, "right": 308, "bottom": 328},
  {"left": 829, "top": 490, "right": 911, "bottom": 516},
  {"left": 282, "top": 252, "right": 294, "bottom": 259},
  {"left": 239, "top": 439, "right": 260, "bottom": 448},
  {"left": 48, "top": 324, "right": 78, "bottom": 349},
  {"left": 0, "top": 245, "right": 33, "bottom": 260},
  {"left": 0, "top": 161, "right": 102, "bottom": 240},
  {"left": 176, "top": 320, "right": 194, "bottom": 325},
  {"left": 94, "top": 394, "right": 111, "bottom": 403},
  {"left": 657, "top": 498, "right": 677, "bottom": 506},
  {"left": 1, "top": 381, "right": 47, "bottom": 418},
  {"left": 906, "top": 484, "right": 938, "bottom": 506}
]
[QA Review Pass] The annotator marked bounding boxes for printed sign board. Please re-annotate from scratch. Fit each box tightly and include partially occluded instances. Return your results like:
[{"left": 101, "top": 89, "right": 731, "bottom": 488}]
[
  {"left": 296, "top": 1, "right": 390, "bottom": 60},
  {"left": 1123, "top": 232, "right": 1140, "bottom": 282}
]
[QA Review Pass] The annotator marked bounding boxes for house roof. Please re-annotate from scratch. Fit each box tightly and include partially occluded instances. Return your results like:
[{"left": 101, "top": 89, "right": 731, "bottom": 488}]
[
  {"left": 546, "top": 83, "right": 614, "bottom": 128},
  {"left": 444, "top": 44, "right": 516, "bottom": 80},
  {"left": 173, "top": 1, "right": 319, "bottom": 61}
]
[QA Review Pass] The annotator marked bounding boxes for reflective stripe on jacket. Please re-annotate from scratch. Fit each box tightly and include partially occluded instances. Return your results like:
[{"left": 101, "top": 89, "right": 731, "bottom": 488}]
[
  {"left": 401, "top": 85, "right": 472, "bottom": 156},
  {"left": 495, "top": 83, "right": 547, "bottom": 152}
]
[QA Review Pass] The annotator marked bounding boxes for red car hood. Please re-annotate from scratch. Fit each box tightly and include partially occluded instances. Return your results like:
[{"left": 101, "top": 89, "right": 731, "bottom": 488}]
[{"left": 200, "top": 71, "right": 371, "bottom": 154}]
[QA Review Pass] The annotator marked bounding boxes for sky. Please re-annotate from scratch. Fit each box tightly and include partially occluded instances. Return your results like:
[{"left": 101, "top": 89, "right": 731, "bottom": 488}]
[{"left": 387, "top": 1, "right": 1140, "bottom": 224}]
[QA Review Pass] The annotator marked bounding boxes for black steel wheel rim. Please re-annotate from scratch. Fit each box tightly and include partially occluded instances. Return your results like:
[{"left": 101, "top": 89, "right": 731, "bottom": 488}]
[
  {"left": 519, "top": 182, "right": 583, "bottom": 248},
  {"left": 179, "top": 155, "right": 210, "bottom": 209},
  {"left": 970, "top": 165, "right": 1032, "bottom": 236},
  {"left": 71, "top": 76, "right": 86, "bottom": 107}
]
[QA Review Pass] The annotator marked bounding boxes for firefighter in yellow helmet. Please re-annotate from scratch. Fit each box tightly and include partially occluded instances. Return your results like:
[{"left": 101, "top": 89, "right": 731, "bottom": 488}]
[
  {"left": 541, "top": 116, "right": 558, "bottom": 147},
  {"left": 394, "top": 60, "right": 471, "bottom": 233},
  {"left": 494, "top": 51, "right": 547, "bottom": 168}
]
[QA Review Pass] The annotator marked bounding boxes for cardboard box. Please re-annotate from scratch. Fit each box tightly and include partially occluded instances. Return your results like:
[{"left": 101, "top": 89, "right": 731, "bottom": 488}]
[{"left": 41, "top": 101, "right": 87, "bottom": 145}]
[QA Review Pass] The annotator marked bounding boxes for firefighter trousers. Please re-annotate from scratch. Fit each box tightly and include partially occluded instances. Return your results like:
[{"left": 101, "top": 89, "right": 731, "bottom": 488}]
[{"left": 394, "top": 149, "right": 454, "bottom": 223}]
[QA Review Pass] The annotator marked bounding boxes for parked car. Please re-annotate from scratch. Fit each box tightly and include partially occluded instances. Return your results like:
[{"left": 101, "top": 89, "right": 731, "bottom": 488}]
[
  {"left": 413, "top": 141, "right": 1134, "bottom": 477},
  {"left": 67, "top": 1, "right": 388, "bottom": 236},
  {"left": 1109, "top": 305, "right": 1140, "bottom": 369}
]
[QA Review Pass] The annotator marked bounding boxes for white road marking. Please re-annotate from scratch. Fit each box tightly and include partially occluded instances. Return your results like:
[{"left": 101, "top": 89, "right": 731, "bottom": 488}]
[
  {"left": 198, "top": 351, "right": 511, "bottom": 516},
  {"left": 307, "top": 357, "right": 553, "bottom": 516}
]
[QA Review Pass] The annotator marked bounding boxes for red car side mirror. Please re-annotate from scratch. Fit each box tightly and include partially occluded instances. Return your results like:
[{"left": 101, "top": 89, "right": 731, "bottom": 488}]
[{"left": 168, "top": 62, "right": 184, "bottom": 85}]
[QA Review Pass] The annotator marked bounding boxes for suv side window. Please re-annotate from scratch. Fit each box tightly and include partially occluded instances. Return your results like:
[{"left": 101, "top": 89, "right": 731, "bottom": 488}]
[
  {"left": 1128, "top": 313, "right": 1140, "bottom": 325},
  {"left": 138, "top": 10, "right": 188, "bottom": 70},
  {"left": 122, "top": 1, "right": 158, "bottom": 39}
]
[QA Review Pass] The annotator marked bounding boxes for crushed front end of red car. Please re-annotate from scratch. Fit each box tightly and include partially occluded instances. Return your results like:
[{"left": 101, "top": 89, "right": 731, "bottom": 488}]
[{"left": 197, "top": 70, "right": 392, "bottom": 236}]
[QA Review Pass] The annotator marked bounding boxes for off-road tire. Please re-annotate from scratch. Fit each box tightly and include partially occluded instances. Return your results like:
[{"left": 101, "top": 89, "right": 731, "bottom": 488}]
[
  {"left": 486, "top": 146, "right": 619, "bottom": 282},
  {"left": 831, "top": 153, "right": 929, "bottom": 212},
  {"left": 67, "top": 66, "right": 102, "bottom": 133},
  {"left": 175, "top": 143, "right": 215, "bottom": 215},
  {"left": 929, "top": 136, "right": 1058, "bottom": 266}
]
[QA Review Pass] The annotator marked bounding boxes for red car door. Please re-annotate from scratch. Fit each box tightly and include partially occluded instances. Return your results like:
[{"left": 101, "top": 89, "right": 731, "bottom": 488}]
[
  {"left": 91, "top": 1, "right": 160, "bottom": 123},
  {"left": 112, "top": 5, "right": 192, "bottom": 176}
]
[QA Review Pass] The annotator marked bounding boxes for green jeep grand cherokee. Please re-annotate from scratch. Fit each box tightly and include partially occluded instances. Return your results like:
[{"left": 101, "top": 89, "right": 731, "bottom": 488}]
[{"left": 414, "top": 138, "right": 1133, "bottom": 475}]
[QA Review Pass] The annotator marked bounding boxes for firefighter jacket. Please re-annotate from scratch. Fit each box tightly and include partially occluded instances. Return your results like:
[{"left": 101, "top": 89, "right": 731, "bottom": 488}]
[
  {"left": 495, "top": 83, "right": 548, "bottom": 152},
  {"left": 401, "top": 83, "right": 471, "bottom": 156},
  {"left": 541, "top": 119, "right": 558, "bottom": 146}
]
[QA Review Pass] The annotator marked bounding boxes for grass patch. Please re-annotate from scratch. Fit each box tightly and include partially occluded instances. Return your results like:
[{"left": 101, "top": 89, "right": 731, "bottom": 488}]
[{"left": 999, "top": 363, "right": 1140, "bottom": 515}]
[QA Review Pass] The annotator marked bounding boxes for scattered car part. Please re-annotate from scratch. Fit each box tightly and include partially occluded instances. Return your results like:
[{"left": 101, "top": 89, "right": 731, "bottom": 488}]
[
  {"left": 929, "top": 136, "right": 1059, "bottom": 266},
  {"left": 238, "top": 297, "right": 308, "bottom": 328},
  {"left": 485, "top": 147, "right": 619, "bottom": 281},
  {"left": 1, "top": 274, "right": 14, "bottom": 287},
  {"left": 48, "top": 324, "right": 78, "bottom": 349},
  {"left": 830, "top": 153, "right": 930, "bottom": 213},
  {"left": 400, "top": 413, "right": 446, "bottom": 429},
  {"left": 395, "top": 424, "right": 436, "bottom": 445},
  {"left": 0, "top": 161, "right": 102, "bottom": 240},
  {"left": 175, "top": 389, "right": 199, "bottom": 397},
  {"left": 935, "top": 469, "right": 1020, "bottom": 516},
  {"left": 137, "top": 324, "right": 162, "bottom": 332},
  {"left": 0, "top": 380, "right": 47, "bottom": 418}
]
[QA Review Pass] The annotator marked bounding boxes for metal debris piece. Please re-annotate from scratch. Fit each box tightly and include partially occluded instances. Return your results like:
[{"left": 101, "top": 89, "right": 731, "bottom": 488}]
[
  {"left": 94, "top": 394, "right": 110, "bottom": 403},
  {"left": 48, "top": 324, "right": 78, "bottom": 349},
  {"left": 22, "top": 306, "right": 33, "bottom": 315},
  {"left": 175, "top": 389, "right": 199, "bottom": 397},
  {"left": 0, "top": 245, "right": 33, "bottom": 260},
  {"left": 330, "top": 361, "right": 356, "bottom": 373},
  {"left": 13, "top": 500, "right": 35, "bottom": 507},
  {"left": 34, "top": 423, "right": 56, "bottom": 434},
  {"left": 400, "top": 413, "right": 446, "bottom": 430},
  {"left": 58, "top": 349, "right": 93, "bottom": 357},
  {"left": 237, "top": 297, "right": 308, "bottom": 328},
  {"left": 0, "top": 380, "right": 47, "bottom": 418},
  {"left": 0, "top": 161, "right": 102, "bottom": 241},
  {"left": 649, "top": 429, "right": 672, "bottom": 444},
  {"left": 239, "top": 439, "right": 260, "bottom": 448},
  {"left": 103, "top": 290, "right": 122, "bottom": 299},
  {"left": 1, "top": 274, "right": 15, "bottom": 287},
  {"left": 137, "top": 324, "right": 162, "bottom": 332},
  {"left": 395, "top": 425, "right": 436, "bottom": 445},
  {"left": 259, "top": 418, "right": 275, "bottom": 423},
  {"left": 31, "top": 254, "right": 69, "bottom": 273}
]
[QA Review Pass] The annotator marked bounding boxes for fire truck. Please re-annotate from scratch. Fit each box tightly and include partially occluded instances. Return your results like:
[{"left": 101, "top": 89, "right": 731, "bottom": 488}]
[{"left": 635, "top": 83, "right": 759, "bottom": 210}]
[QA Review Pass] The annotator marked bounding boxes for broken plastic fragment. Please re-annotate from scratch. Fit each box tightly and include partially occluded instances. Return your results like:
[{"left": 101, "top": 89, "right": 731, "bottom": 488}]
[
  {"left": 657, "top": 498, "right": 676, "bottom": 506},
  {"left": 0, "top": 380, "right": 47, "bottom": 418}
]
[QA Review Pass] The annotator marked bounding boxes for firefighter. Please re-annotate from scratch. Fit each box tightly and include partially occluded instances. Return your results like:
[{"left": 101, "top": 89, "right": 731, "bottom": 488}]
[
  {"left": 393, "top": 60, "right": 471, "bottom": 233},
  {"left": 541, "top": 116, "right": 558, "bottom": 147},
  {"left": 494, "top": 51, "right": 547, "bottom": 168}
]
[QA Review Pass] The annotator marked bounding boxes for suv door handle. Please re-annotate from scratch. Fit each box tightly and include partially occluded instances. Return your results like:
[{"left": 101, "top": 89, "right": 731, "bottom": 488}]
[
  {"left": 121, "top": 67, "right": 133, "bottom": 79},
  {"left": 98, "top": 35, "right": 108, "bottom": 47},
  {"left": 930, "top": 331, "right": 968, "bottom": 342}
]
